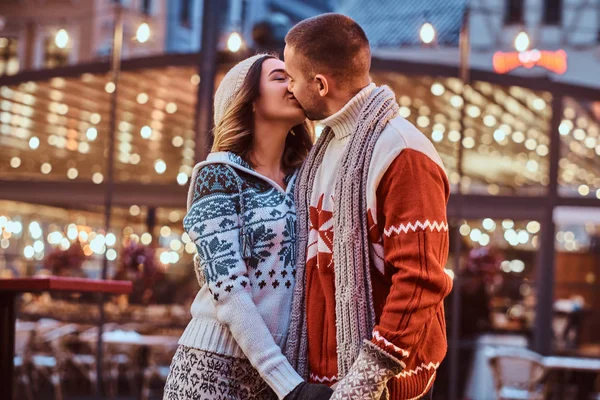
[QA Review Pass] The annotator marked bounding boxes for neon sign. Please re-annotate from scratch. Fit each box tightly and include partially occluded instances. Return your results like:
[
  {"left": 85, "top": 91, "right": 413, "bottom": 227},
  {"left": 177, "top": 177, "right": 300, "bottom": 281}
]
[{"left": 493, "top": 49, "right": 567, "bottom": 75}]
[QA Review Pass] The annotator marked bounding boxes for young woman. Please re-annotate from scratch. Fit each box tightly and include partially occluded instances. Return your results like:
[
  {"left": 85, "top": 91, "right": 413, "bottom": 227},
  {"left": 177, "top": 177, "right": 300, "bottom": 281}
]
[{"left": 163, "top": 54, "right": 332, "bottom": 400}]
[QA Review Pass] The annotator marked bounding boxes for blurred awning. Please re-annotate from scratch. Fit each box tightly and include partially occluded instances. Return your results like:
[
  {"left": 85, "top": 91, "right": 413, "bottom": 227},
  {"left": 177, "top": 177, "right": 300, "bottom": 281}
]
[
  {"left": 1, "top": 52, "right": 599, "bottom": 212},
  {"left": 0, "top": 53, "right": 228, "bottom": 209}
]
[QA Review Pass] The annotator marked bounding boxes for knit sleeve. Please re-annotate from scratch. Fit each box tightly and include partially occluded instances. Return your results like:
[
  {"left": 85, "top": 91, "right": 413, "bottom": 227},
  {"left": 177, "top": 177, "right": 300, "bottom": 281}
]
[
  {"left": 184, "top": 164, "right": 303, "bottom": 399},
  {"left": 370, "top": 149, "right": 453, "bottom": 363}
]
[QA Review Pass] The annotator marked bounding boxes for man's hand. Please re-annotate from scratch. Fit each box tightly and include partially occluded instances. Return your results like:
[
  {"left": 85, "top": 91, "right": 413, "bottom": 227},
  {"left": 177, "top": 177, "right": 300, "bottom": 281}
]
[
  {"left": 331, "top": 340, "right": 405, "bottom": 400},
  {"left": 284, "top": 382, "right": 333, "bottom": 400}
]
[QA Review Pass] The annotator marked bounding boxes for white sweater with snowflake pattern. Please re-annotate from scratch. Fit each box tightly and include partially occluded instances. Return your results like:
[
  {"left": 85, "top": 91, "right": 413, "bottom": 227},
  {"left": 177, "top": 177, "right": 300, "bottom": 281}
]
[{"left": 179, "top": 152, "right": 303, "bottom": 399}]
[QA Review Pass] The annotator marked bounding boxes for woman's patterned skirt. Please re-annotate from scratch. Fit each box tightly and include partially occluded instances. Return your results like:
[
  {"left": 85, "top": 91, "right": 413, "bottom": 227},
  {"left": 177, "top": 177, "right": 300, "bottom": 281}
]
[{"left": 163, "top": 345, "right": 278, "bottom": 400}]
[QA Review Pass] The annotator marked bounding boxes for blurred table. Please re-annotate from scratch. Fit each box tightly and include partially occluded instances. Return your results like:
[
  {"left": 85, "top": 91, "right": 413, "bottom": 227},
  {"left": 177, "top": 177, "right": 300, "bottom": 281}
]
[
  {"left": 79, "top": 329, "right": 179, "bottom": 347},
  {"left": 556, "top": 344, "right": 600, "bottom": 359},
  {"left": 544, "top": 356, "right": 600, "bottom": 372},
  {"left": 0, "top": 277, "right": 131, "bottom": 400},
  {"left": 544, "top": 355, "right": 600, "bottom": 399}
]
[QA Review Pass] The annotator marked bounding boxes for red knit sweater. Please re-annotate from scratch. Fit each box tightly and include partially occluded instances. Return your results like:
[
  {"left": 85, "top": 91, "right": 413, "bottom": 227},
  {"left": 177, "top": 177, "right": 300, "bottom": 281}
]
[{"left": 305, "top": 84, "right": 452, "bottom": 400}]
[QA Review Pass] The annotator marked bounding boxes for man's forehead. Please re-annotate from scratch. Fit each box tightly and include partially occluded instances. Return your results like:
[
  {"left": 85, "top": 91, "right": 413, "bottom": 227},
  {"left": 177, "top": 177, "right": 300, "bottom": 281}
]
[
  {"left": 284, "top": 47, "right": 306, "bottom": 71},
  {"left": 284, "top": 46, "right": 299, "bottom": 61}
]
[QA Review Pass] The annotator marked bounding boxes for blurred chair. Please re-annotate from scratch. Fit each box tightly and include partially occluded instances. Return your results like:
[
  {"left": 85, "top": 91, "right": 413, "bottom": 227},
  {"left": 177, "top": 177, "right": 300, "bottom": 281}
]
[
  {"left": 14, "top": 325, "right": 34, "bottom": 400},
  {"left": 140, "top": 342, "right": 178, "bottom": 400},
  {"left": 105, "top": 339, "right": 141, "bottom": 396},
  {"left": 73, "top": 323, "right": 135, "bottom": 397},
  {"left": 29, "top": 322, "right": 79, "bottom": 400},
  {"left": 486, "top": 347, "right": 548, "bottom": 400}
]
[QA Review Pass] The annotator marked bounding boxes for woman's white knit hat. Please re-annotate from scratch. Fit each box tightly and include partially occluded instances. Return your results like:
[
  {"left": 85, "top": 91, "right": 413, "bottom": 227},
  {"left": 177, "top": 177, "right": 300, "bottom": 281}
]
[{"left": 213, "top": 54, "right": 267, "bottom": 127}]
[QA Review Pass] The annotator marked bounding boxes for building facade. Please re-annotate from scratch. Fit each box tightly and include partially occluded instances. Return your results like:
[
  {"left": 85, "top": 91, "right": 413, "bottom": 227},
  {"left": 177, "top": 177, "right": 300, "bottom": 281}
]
[
  {"left": 0, "top": 0, "right": 167, "bottom": 75},
  {"left": 166, "top": 0, "right": 333, "bottom": 53},
  {"left": 341, "top": 0, "right": 600, "bottom": 88}
]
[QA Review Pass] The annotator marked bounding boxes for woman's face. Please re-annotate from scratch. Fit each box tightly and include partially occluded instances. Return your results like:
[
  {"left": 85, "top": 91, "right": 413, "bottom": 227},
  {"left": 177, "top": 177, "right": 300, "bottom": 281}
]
[{"left": 253, "top": 58, "right": 306, "bottom": 126}]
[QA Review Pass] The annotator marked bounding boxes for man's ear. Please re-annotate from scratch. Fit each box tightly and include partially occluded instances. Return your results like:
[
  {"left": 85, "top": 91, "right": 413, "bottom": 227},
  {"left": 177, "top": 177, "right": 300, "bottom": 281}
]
[{"left": 314, "top": 74, "right": 329, "bottom": 97}]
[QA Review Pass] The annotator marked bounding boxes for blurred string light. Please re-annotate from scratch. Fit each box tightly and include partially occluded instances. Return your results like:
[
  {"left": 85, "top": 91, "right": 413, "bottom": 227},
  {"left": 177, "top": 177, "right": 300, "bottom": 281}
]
[
  {"left": 141, "top": 232, "right": 152, "bottom": 245},
  {"left": 177, "top": 172, "right": 188, "bottom": 185},
  {"left": 129, "top": 205, "right": 140, "bottom": 216},
  {"left": 458, "top": 219, "right": 547, "bottom": 249},
  {"left": 227, "top": 32, "right": 243, "bottom": 52},
  {"left": 29, "top": 136, "right": 40, "bottom": 150},
  {"left": 169, "top": 211, "right": 180, "bottom": 222},
  {"left": 482, "top": 218, "right": 496, "bottom": 231},
  {"left": 315, "top": 124, "right": 324, "bottom": 138},
  {"left": 140, "top": 125, "right": 152, "bottom": 139},
  {"left": 105, "top": 82, "right": 115, "bottom": 93},
  {"left": 105, "top": 233, "right": 116, "bottom": 246},
  {"left": 137, "top": 92, "right": 149, "bottom": 104},
  {"left": 165, "top": 102, "right": 177, "bottom": 114},
  {"left": 419, "top": 22, "right": 435, "bottom": 45},
  {"left": 55, "top": 29, "right": 69, "bottom": 49},
  {"left": 185, "top": 242, "right": 196, "bottom": 254},
  {"left": 86, "top": 127, "right": 98, "bottom": 141},
  {"left": 67, "top": 224, "right": 78, "bottom": 240},
  {"left": 514, "top": 31, "right": 530, "bottom": 52},
  {"left": 92, "top": 172, "right": 104, "bottom": 184},
  {"left": 136, "top": 22, "right": 150, "bottom": 43},
  {"left": 106, "top": 248, "right": 117, "bottom": 261},
  {"left": 154, "top": 159, "right": 167, "bottom": 174},
  {"left": 431, "top": 83, "right": 445, "bottom": 96},
  {"left": 160, "top": 226, "right": 171, "bottom": 237}
]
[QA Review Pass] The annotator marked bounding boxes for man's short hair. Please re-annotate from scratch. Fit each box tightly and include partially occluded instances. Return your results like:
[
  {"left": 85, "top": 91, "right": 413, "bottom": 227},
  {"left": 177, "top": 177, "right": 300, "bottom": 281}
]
[{"left": 285, "top": 13, "right": 371, "bottom": 88}]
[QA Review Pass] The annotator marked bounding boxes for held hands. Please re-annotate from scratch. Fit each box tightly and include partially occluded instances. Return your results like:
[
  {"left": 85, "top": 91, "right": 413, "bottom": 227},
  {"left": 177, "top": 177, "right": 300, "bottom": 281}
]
[
  {"left": 330, "top": 340, "right": 405, "bottom": 400},
  {"left": 284, "top": 382, "right": 334, "bottom": 400}
]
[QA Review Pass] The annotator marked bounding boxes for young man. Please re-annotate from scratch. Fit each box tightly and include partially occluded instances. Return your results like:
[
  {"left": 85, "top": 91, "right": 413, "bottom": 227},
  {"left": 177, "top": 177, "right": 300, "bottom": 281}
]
[{"left": 283, "top": 14, "right": 452, "bottom": 400}]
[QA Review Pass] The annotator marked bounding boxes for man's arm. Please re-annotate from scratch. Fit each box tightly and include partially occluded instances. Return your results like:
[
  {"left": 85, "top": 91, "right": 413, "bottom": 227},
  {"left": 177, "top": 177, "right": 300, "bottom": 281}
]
[
  {"left": 370, "top": 148, "right": 452, "bottom": 359},
  {"left": 332, "top": 148, "right": 452, "bottom": 399}
]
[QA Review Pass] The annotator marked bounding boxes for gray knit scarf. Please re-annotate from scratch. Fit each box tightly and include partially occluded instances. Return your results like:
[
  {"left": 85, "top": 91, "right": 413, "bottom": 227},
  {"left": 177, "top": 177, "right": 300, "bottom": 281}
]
[{"left": 285, "top": 85, "right": 399, "bottom": 379}]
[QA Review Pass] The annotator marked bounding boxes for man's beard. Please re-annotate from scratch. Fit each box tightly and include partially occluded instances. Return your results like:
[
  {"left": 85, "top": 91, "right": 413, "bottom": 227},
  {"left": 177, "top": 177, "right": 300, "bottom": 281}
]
[{"left": 299, "top": 96, "right": 328, "bottom": 121}]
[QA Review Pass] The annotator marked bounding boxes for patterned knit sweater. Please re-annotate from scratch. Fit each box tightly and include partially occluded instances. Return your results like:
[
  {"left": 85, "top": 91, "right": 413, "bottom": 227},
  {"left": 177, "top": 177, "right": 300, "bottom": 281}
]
[
  {"left": 180, "top": 152, "right": 303, "bottom": 399},
  {"left": 305, "top": 84, "right": 453, "bottom": 399}
]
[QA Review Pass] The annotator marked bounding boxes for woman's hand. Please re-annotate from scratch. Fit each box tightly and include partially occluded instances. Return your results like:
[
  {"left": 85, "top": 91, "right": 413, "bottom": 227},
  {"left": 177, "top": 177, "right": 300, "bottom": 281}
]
[{"left": 284, "top": 382, "right": 333, "bottom": 400}]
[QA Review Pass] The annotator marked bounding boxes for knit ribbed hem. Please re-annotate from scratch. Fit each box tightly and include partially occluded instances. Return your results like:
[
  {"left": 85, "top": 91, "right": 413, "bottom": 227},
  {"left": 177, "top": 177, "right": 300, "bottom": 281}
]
[
  {"left": 320, "top": 83, "right": 376, "bottom": 140},
  {"left": 266, "top": 360, "right": 304, "bottom": 399},
  {"left": 178, "top": 317, "right": 245, "bottom": 358},
  {"left": 178, "top": 316, "right": 298, "bottom": 398},
  {"left": 388, "top": 366, "right": 437, "bottom": 400}
]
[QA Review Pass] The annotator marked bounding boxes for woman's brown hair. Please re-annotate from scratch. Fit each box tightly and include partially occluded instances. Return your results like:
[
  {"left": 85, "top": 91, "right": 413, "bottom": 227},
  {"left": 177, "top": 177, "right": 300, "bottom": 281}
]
[{"left": 211, "top": 54, "right": 313, "bottom": 172}]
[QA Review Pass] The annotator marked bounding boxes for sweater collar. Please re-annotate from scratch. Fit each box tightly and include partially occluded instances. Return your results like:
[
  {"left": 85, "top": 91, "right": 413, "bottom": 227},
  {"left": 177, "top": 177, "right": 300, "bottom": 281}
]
[
  {"left": 320, "top": 83, "right": 376, "bottom": 140},
  {"left": 202, "top": 151, "right": 296, "bottom": 194}
]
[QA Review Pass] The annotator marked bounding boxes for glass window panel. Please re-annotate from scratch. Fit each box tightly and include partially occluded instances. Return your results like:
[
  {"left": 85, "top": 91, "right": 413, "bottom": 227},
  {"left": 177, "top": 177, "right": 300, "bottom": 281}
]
[
  {"left": 45, "top": 37, "right": 69, "bottom": 69},
  {"left": 558, "top": 97, "right": 600, "bottom": 199},
  {"left": 553, "top": 206, "right": 600, "bottom": 357},
  {"left": 0, "top": 200, "right": 193, "bottom": 300},
  {"left": 0, "top": 75, "right": 110, "bottom": 182},
  {"left": 0, "top": 37, "right": 19, "bottom": 76},
  {"left": 0, "top": 66, "right": 201, "bottom": 185},
  {"left": 111, "top": 67, "right": 197, "bottom": 184},
  {"left": 461, "top": 82, "right": 551, "bottom": 196},
  {"left": 371, "top": 73, "right": 551, "bottom": 196},
  {"left": 437, "top": 217, "right": 539, "bottom": 400}
]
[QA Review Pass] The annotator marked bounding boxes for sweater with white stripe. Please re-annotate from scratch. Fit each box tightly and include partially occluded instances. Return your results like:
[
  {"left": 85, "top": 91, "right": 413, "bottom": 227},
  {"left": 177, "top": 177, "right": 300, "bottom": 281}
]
[
  {"left": 305, "top": 83, "right": 452, "bottom": 399},
  {"left": 180, "top": 152, "right": 303, "bottom": 399}
]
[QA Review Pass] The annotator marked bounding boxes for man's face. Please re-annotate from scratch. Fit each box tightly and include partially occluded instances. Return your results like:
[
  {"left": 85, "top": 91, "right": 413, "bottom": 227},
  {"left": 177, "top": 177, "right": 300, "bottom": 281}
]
[{"left": 284, "top": 45, "right": 329, "bottom": 121}]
